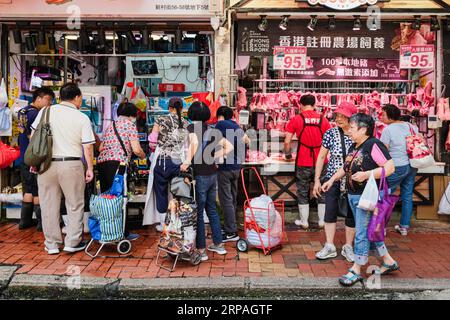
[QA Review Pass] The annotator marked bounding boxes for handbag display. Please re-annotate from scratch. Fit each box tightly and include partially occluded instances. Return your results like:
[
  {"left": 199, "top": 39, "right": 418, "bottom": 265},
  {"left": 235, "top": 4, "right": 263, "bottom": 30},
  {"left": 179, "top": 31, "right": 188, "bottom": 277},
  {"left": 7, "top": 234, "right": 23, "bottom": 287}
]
[
  {"left": 337, "top": 128, "right": 349, "bottom": 218},
  {"left": 367, "top": 168, "right": 400, "bottom": 242}
]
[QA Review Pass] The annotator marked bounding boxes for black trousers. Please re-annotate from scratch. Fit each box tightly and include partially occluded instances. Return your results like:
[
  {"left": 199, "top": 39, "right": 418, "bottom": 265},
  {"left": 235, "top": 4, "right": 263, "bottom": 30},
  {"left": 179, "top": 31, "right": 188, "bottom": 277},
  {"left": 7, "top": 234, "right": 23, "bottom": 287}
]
[{"left": 97, "top": 161, "right": 121, "bottom": 193}]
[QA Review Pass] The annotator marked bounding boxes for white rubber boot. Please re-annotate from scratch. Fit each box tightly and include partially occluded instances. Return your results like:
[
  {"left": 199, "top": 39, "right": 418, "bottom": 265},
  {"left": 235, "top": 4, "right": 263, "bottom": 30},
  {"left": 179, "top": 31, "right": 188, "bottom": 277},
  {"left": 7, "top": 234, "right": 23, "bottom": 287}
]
[
  {"left": 83, "top": 212, "right": 90, "bottom": 234},
  {"left": 295, "top": 204, "right": 310, "bottom": 229},
  {"left": 317, "top": 204, "right": 326, "bottom": 229},
  {"left": 156, "top": 212, "right": 166, "bottom": 232}
]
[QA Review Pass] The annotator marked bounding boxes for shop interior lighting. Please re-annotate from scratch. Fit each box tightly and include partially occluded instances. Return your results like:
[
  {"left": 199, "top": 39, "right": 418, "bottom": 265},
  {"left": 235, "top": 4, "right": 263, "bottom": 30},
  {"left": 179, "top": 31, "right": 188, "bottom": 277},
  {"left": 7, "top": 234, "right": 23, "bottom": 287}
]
[
  {"left": 369, "top": 19, "right": 379, "bottom": 31},
  {"left": 12, "top": 29, "right": 22, "bottom": 44},
  {"left": 279, "top": 15, "right": 289, "bottom": 31},
  {"left": 353, "top": 16, "right": 362, "bottom": 31},
  {"left": 258, "top": 15, "right": 268, "bottom": 32},
  {"left": 328, "top": 16, "right": 336, "bottom": 31},
  {"left": 307, "top": 16, "right": 318, "bottom": 31},
  {"left": 184, "top": 32, "right": 197, "bottom": 39},
  {"left": 431, "top": 16, "right": 441, "bottom": 31},
  {"left": 412, "top": 16, "right": 421, "bottom": 30},
  {"left": 65, "top": 34, "right": 79, "bottom": 40}
]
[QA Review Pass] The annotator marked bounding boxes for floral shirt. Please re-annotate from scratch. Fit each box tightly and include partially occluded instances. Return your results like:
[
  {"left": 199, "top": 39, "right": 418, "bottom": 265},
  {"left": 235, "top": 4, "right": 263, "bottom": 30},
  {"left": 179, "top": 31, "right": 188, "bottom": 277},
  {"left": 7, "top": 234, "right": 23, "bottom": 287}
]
[
  {"left": 156, "top": 113, "right": 188, "bottom": 160},
  {"left": 322, "top": 127, "right": 353, "bottom": 179},
  {"left": 97, "top": 117, "right": 139, "bottom": 163}
]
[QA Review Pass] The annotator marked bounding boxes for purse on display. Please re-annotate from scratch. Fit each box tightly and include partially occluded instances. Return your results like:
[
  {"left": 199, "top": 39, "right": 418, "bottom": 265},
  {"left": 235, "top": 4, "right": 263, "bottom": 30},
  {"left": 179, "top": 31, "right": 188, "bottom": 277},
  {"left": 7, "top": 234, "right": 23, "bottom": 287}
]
[{"left": 337, "top": 128, "right": 349, "bottom": 218}]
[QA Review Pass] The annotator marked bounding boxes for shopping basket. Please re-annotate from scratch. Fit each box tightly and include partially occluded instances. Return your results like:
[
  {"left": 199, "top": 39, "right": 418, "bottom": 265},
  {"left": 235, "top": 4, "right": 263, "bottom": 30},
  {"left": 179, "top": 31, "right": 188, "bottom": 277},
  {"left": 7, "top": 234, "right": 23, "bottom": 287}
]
[{"left": 237, "top": 167, "right": 285, "bottom": 255}]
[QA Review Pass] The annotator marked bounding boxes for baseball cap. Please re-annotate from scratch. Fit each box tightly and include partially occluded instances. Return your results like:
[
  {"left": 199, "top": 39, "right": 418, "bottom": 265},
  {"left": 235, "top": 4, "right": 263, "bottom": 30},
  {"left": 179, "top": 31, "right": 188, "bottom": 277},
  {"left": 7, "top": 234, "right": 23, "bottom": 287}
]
[{"left": 335, "top": 102, "right": 357, "bottom": 118}]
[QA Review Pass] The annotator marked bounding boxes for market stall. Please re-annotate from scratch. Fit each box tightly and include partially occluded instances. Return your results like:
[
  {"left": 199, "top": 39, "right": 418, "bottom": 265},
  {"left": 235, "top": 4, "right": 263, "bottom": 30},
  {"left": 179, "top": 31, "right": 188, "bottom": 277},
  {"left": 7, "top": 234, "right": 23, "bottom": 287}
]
[
  {"left": 0, "top": 0, "right": 223, "bottom": 222},
  {"left": 231, "top": 0, "right": 450, "bottom": 220}
]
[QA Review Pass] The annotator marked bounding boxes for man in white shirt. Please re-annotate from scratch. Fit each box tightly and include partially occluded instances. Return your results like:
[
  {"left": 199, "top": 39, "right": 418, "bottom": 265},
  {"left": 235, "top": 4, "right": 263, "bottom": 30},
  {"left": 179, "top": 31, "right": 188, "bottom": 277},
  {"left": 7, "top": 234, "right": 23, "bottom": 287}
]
[{"left": 31, "top": 83, "right": 95, "bottom": 254}]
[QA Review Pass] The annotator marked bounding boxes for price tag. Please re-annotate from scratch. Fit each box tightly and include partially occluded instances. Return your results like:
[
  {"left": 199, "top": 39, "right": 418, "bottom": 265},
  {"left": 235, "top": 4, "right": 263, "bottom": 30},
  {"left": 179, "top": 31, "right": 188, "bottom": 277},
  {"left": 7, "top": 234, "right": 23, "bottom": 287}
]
[
  {"left": 400, "top": 45, "right": 435, "bottom": 69},
  {"left": 273, "top": 46, "right": 307, "bottom": 71}
]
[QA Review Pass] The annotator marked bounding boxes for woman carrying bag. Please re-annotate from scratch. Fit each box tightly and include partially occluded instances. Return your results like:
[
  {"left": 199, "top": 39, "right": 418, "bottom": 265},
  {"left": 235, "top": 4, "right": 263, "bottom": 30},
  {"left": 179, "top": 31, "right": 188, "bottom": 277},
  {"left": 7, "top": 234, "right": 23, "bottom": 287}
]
[
  {"left": 97, "top": 102, "right": 146, "bottom": 241},
  {"left": 313, "top": 102, "right": 356, "bottom": 262},
  {"left": 322, "top": 113, "right": 399, "bottom": 287}
]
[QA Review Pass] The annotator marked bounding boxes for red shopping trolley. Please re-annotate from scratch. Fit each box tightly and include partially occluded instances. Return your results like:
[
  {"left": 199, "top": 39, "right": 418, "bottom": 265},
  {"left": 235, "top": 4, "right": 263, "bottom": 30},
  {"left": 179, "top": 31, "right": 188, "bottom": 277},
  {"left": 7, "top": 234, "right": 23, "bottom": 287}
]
[{"left": 236, "top": 167, "right": 285, "bottom": 255}]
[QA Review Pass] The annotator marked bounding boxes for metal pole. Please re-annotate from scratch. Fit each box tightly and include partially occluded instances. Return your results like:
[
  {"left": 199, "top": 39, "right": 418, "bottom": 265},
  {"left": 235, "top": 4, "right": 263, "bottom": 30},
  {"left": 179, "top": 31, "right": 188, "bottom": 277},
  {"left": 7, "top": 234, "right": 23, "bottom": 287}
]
[
  {"left": 436, "top": 26, "right": 443, "bottom": 161},
  {"left": 64, "top": 37, "right": 68, "bottom": 84},
  {"left": 1, "top": 24, "right": 9, "bottom": 92}
]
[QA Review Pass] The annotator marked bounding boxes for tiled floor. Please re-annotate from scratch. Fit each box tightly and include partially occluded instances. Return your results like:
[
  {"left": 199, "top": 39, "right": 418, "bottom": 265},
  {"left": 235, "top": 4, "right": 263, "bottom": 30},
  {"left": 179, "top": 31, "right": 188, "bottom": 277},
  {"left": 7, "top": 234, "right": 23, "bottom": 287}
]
[{"left": 1, "top": 222, "right": 450, "bottom": 279}]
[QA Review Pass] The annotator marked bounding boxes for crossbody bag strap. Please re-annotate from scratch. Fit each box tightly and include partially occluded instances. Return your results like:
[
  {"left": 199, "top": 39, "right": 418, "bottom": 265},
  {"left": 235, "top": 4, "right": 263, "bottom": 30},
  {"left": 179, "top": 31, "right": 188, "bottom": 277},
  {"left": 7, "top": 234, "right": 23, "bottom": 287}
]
[
  {"left": 113, "top": 121, "right": 128, "bottom": 158},
  {"left": 338, "top": 127, "right": 347, "bottom": 160}
]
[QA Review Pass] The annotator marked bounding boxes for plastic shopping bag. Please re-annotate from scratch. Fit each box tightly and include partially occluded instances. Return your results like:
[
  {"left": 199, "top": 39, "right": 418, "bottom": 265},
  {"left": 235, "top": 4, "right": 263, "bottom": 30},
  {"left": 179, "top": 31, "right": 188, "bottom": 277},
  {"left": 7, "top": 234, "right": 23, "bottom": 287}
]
[
  {"left": 0, "top": 141, "right": 20, "bottom": 169},
  {"left": 438, "top": 182, "right": 450, "bottom": 215},
  {"left": 357, "top": 171, "right": 379, "bottom": 211},
  {"left": 0, "top": 78, "right": 8, "bottom": 109}
]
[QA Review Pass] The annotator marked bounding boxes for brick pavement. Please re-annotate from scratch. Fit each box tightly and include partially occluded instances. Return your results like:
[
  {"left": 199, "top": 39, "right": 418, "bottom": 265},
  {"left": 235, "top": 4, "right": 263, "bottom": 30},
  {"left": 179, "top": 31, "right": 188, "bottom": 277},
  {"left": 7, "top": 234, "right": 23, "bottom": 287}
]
[{"left": 1, "top": 222, "right": 450, "bottom": 280}]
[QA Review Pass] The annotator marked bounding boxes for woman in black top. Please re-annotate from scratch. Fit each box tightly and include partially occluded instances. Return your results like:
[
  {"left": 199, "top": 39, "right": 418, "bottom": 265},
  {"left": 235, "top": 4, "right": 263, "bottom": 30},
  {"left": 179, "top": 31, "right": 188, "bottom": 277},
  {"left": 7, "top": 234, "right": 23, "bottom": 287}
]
[{"left": 322, "top": 113, "right": 399, "bottom": 287}]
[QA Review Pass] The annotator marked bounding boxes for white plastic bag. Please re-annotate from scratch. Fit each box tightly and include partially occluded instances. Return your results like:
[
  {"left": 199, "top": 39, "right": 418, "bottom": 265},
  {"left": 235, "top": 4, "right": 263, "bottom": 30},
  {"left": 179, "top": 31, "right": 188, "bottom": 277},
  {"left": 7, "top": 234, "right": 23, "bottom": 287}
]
[
  {"left": 357, "top": 170, "right": 379, "bottom": 211},
  {"left": 410, "top": 154, "right": 436, "bottom": 169},
  {"left": 438, "top": 182, "right": 450, "bottom": 215},
  {"left": 245, "top": 195, "right": 277, "bottom": 230},
  {"left": 0, "top": 78, "right": 8, "bottom": 109}
]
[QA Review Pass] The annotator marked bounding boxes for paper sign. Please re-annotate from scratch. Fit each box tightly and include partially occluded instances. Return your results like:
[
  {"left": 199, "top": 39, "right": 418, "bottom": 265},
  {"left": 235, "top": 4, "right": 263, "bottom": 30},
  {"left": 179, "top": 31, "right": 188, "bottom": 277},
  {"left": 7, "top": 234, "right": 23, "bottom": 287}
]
[
  {"left": 273, "top": 46, "right": 307, "bottom": 71},
  {"left": 400, "top": 45, "right": 435, "bottom": 69}
]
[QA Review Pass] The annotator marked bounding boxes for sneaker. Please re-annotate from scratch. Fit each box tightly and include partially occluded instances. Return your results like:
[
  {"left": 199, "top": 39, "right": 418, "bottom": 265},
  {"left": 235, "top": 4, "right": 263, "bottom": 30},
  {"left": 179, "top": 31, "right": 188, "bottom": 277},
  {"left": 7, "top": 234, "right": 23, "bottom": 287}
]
[
  {"left": 222, "top": 232, "right": 239, "bottom": 243},
  {"left": 44, "top": 247, "right": 60, "bottom": 255},
  {"left": 63, "top": 241, "right": 87, "bottom": 253},
  {"left": 201, "top": 251, "right": 209, "bottom": 262},
  {"left": 315, "top": 243, "right": 337, "bottom": 260},
  {"left": 341, "top": 244, "right": 355, "bottom": 263},
  {"left": 394, "top": 225, "right": 408, "bottom": 236},
  {"left": 126, "top": 233, "right": 140, "bottom": 241},
  {"left": 207, "top": 243, "right": 227, "bottom": 255}
]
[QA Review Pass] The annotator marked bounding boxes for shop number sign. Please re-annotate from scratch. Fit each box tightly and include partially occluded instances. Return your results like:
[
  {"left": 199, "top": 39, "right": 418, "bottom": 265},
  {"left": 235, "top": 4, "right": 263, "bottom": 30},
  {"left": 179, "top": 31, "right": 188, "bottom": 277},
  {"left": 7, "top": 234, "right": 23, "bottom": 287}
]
[
  {"left": 273, "top": 46, "right": 307, "bottom": 71},
  {"left": 400, "top": 45, "right": 435, "bottom": 69}
]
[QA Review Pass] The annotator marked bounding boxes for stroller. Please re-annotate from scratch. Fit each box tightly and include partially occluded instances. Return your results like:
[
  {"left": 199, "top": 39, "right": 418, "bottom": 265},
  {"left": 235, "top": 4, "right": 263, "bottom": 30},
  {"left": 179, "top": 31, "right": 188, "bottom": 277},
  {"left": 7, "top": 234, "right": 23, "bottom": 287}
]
[
  {"left": 156, "top": 168, "right": 202, "bottom": 272},
  {"left": 85, "top": 164, "right": 132, "bottom": 258}
]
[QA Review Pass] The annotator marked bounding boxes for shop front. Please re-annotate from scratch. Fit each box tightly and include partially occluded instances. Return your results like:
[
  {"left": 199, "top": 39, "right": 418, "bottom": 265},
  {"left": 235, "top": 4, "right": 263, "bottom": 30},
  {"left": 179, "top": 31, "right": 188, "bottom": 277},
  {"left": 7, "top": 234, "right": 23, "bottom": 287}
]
[
  {"left": 0, "top": 0, "right": 224, "bottom": 222},
  {"left": 230, "top": 0, "right": 450, "bottom": 221}
]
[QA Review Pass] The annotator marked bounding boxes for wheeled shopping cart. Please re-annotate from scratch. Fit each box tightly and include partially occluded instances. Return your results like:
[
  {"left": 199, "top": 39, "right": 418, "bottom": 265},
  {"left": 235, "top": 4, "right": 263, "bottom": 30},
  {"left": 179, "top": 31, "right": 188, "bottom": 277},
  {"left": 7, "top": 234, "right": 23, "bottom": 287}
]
[
  {"left": 156, "top": 169, "right": 202, "bottom": 272},
  {"left": 85, "top": 164, "right": 132, "bottom": 258},
  {"left": 237, "top": 167, "right": 285, "bottom": 255}
]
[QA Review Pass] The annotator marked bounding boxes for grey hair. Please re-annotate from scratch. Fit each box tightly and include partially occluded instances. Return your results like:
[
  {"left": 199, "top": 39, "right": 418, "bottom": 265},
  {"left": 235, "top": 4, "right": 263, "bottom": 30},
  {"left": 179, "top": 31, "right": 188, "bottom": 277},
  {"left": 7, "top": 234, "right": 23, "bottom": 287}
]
[{"left": 349, "top": 113, "right": 375, "bottom": 137}]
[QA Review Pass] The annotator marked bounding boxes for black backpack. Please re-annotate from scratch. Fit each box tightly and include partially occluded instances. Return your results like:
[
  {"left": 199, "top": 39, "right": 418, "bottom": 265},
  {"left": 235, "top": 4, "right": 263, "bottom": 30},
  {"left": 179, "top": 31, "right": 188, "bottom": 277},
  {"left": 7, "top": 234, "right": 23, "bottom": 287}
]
[{"left": 295, "top": 113, "right": 325, "bottom": 165}]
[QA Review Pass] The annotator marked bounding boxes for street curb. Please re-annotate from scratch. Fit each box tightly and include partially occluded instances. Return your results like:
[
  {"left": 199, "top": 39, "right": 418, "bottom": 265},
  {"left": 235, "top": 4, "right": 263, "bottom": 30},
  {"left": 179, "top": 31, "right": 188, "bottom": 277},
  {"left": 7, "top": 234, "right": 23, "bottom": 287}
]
[{"left": 3, "top": 273, "right": 450, "bottom": 299}]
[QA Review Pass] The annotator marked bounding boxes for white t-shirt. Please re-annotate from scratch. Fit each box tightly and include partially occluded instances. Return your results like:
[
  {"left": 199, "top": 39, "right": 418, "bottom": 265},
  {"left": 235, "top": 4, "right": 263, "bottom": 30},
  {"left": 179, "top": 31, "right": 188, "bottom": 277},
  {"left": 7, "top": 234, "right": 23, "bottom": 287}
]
[{"left": 31, "top": 102, "right": 95, "bottom": 158}]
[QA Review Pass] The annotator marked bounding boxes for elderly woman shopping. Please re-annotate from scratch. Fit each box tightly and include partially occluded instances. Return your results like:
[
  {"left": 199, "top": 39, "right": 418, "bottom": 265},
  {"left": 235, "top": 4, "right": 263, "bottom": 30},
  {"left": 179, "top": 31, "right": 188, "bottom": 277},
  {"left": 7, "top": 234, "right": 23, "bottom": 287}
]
[{"left": 322, "top": 113, "right": 399, "bottom": 287}]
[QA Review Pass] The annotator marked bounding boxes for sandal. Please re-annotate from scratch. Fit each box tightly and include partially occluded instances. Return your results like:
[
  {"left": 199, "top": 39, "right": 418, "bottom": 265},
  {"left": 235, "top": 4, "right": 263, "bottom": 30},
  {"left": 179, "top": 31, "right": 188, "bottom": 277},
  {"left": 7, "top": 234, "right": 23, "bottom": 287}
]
[
  {"left": 339, "top": 269, "right": 364, "bottom": 287},
  {"left": 373, "top": 261, "right": 400, "bottom": 276}
]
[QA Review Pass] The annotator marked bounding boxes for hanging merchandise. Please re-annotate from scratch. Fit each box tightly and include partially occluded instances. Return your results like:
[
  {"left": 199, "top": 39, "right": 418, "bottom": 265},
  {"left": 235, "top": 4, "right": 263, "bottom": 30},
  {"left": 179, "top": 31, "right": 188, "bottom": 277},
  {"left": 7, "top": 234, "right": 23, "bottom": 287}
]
[
  {"left": 0, "top": 141, "right": 20, "bottom": 169},
  {"left": 0, "top": 78, "right": 8, "bottom": 109},
  {"left": 0, "top": 105, "right": 12, "bottom": 133},
  {"left": 405, "top": 124, "right": 435, "bottom": 169},
  {"left": 438, "top": 182, "right": 450, "bottom": 215}
]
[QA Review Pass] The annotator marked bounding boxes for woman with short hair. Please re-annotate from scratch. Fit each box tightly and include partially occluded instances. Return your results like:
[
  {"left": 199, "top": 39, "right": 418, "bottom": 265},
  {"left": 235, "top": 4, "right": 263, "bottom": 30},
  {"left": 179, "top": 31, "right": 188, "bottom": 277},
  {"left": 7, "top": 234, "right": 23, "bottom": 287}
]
[
  {"left": 380, "top": 104, "right": 419, "bottom": 236},
  {"left": 322, "top": 113, "right": 399, "bottom": 286}
]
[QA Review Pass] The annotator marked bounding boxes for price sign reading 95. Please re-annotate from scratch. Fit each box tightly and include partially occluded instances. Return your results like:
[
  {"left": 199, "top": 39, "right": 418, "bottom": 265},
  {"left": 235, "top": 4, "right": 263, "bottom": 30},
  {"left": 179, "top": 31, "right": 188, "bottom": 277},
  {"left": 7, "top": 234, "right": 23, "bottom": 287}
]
[
  {"left": 400, "top": 45, "right": 435, "bottom": 69},
  {"left": 273, "top": 46, "right": 307, "bottom": 71}
]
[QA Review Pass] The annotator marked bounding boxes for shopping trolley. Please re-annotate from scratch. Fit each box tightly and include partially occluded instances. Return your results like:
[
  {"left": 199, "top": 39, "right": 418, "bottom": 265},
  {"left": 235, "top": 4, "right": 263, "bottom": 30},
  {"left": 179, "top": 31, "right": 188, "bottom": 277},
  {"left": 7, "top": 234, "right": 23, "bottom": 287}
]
[{"left": 236, "top": 167, "right": 285, "bottom": 255}]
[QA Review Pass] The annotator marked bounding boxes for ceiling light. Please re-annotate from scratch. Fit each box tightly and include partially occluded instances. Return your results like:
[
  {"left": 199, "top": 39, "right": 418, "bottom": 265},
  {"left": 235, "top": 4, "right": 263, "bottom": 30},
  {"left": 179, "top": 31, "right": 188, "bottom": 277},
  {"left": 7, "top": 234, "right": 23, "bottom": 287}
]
[
  {"left": 258, "top": 15, "right": 268, "bottom": 32},
  {"left": 412, "top": 16, "right": 421, "bottom": 30},
  {"left": 353, "top": 16, "right": 362, "bottom": 31},
  {"left": 279, "top": 15, "right": 289, "bottom": 31},
  {"left": 369, "top": 19, "right": 379, "bottom": 31},
  {"left": 431, "top": 16, "right": 440, "bottom": 31},
  {"left": 307, "top": 16, "right": 318, "bottom": 31},
  {"left": 65, "top": 35, "right": 79, "bottom": 40},
  {"left": 328, "top": 16, "right": 336, "bottom": 31}
]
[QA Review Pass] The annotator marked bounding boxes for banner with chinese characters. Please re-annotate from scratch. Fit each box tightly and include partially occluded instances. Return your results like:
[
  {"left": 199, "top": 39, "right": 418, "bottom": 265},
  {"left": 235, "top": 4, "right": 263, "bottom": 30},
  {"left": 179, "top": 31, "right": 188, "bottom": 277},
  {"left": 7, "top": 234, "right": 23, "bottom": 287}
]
[
  {"left": 273, "top": 46, "right": 307, "bottom": 70},
  {"left": 237, "top": 20, "right": 398, "bottom": 58},
  {"left": 400, "top": 45, "right": 435, "bottom": 69},
  {"left": 286, "top": 58, "right": 408, "bottom": 81}
]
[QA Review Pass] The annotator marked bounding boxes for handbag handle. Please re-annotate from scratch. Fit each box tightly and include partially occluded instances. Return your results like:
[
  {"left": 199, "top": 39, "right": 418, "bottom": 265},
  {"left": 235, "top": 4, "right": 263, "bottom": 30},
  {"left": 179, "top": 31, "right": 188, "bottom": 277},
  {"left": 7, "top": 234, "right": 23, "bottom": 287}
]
[{"left": 378, "top": 167, "right": 388, "bottom": 202}]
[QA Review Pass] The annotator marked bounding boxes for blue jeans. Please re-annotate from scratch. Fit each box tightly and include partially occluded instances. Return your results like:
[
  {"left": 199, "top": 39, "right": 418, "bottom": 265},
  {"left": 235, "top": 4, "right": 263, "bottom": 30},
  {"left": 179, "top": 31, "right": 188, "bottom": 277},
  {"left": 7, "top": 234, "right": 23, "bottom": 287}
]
[
  {"left": 195, "top": 174, "right": 223, "bottom": 249},
  {"left": 153, "top": 157, "right": 181, "bottom": 214},
  {"left": 348, "top": 194, "right": 389, "bottom": 266},
  {"left": 387, "top": 164, "right": 417, "bottom": 229}
]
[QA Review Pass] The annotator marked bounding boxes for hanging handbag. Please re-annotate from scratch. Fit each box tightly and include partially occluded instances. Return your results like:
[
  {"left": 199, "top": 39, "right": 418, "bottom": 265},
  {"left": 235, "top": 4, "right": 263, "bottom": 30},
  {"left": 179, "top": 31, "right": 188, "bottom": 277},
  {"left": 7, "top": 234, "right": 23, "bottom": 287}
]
[
  {"left": 337, "top": 128, "right": 349, "bottom": 218},
  {"left": 368, "top": 168, "right": 400, "bottom": 242},
  {"left": 405, "top": 124, "right": 435, "bottom": 169}
]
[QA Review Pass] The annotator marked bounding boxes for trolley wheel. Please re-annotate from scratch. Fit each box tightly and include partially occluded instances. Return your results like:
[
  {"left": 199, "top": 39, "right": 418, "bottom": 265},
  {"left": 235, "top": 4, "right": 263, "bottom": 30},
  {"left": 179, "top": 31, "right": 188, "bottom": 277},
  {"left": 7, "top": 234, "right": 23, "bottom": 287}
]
[
  {"left": 237, "top": 239, "right": 248, "bottom": 252},
  {"left": 190, "top": 251, "right": 202, "bottom": 266},
  {"left": 117, "top": 240, "right": 132, "bottom": 255}
]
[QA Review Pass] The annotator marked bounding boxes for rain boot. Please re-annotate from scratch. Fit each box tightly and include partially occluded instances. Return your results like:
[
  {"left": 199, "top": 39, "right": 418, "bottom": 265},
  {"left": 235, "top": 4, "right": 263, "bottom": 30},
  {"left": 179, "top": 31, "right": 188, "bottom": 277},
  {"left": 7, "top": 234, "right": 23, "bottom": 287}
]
[
  {"left": 34, "top": 204, "right": 42, "bottom": 232},
  {"left": 19, "top": 202, "right": 36, "bottom": 230},
  {"left": 317, "top": 203, "right": 326, "bottom": 229},
  {"left": 295, "top": 204, "right": 309, "bottom": 229}
]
